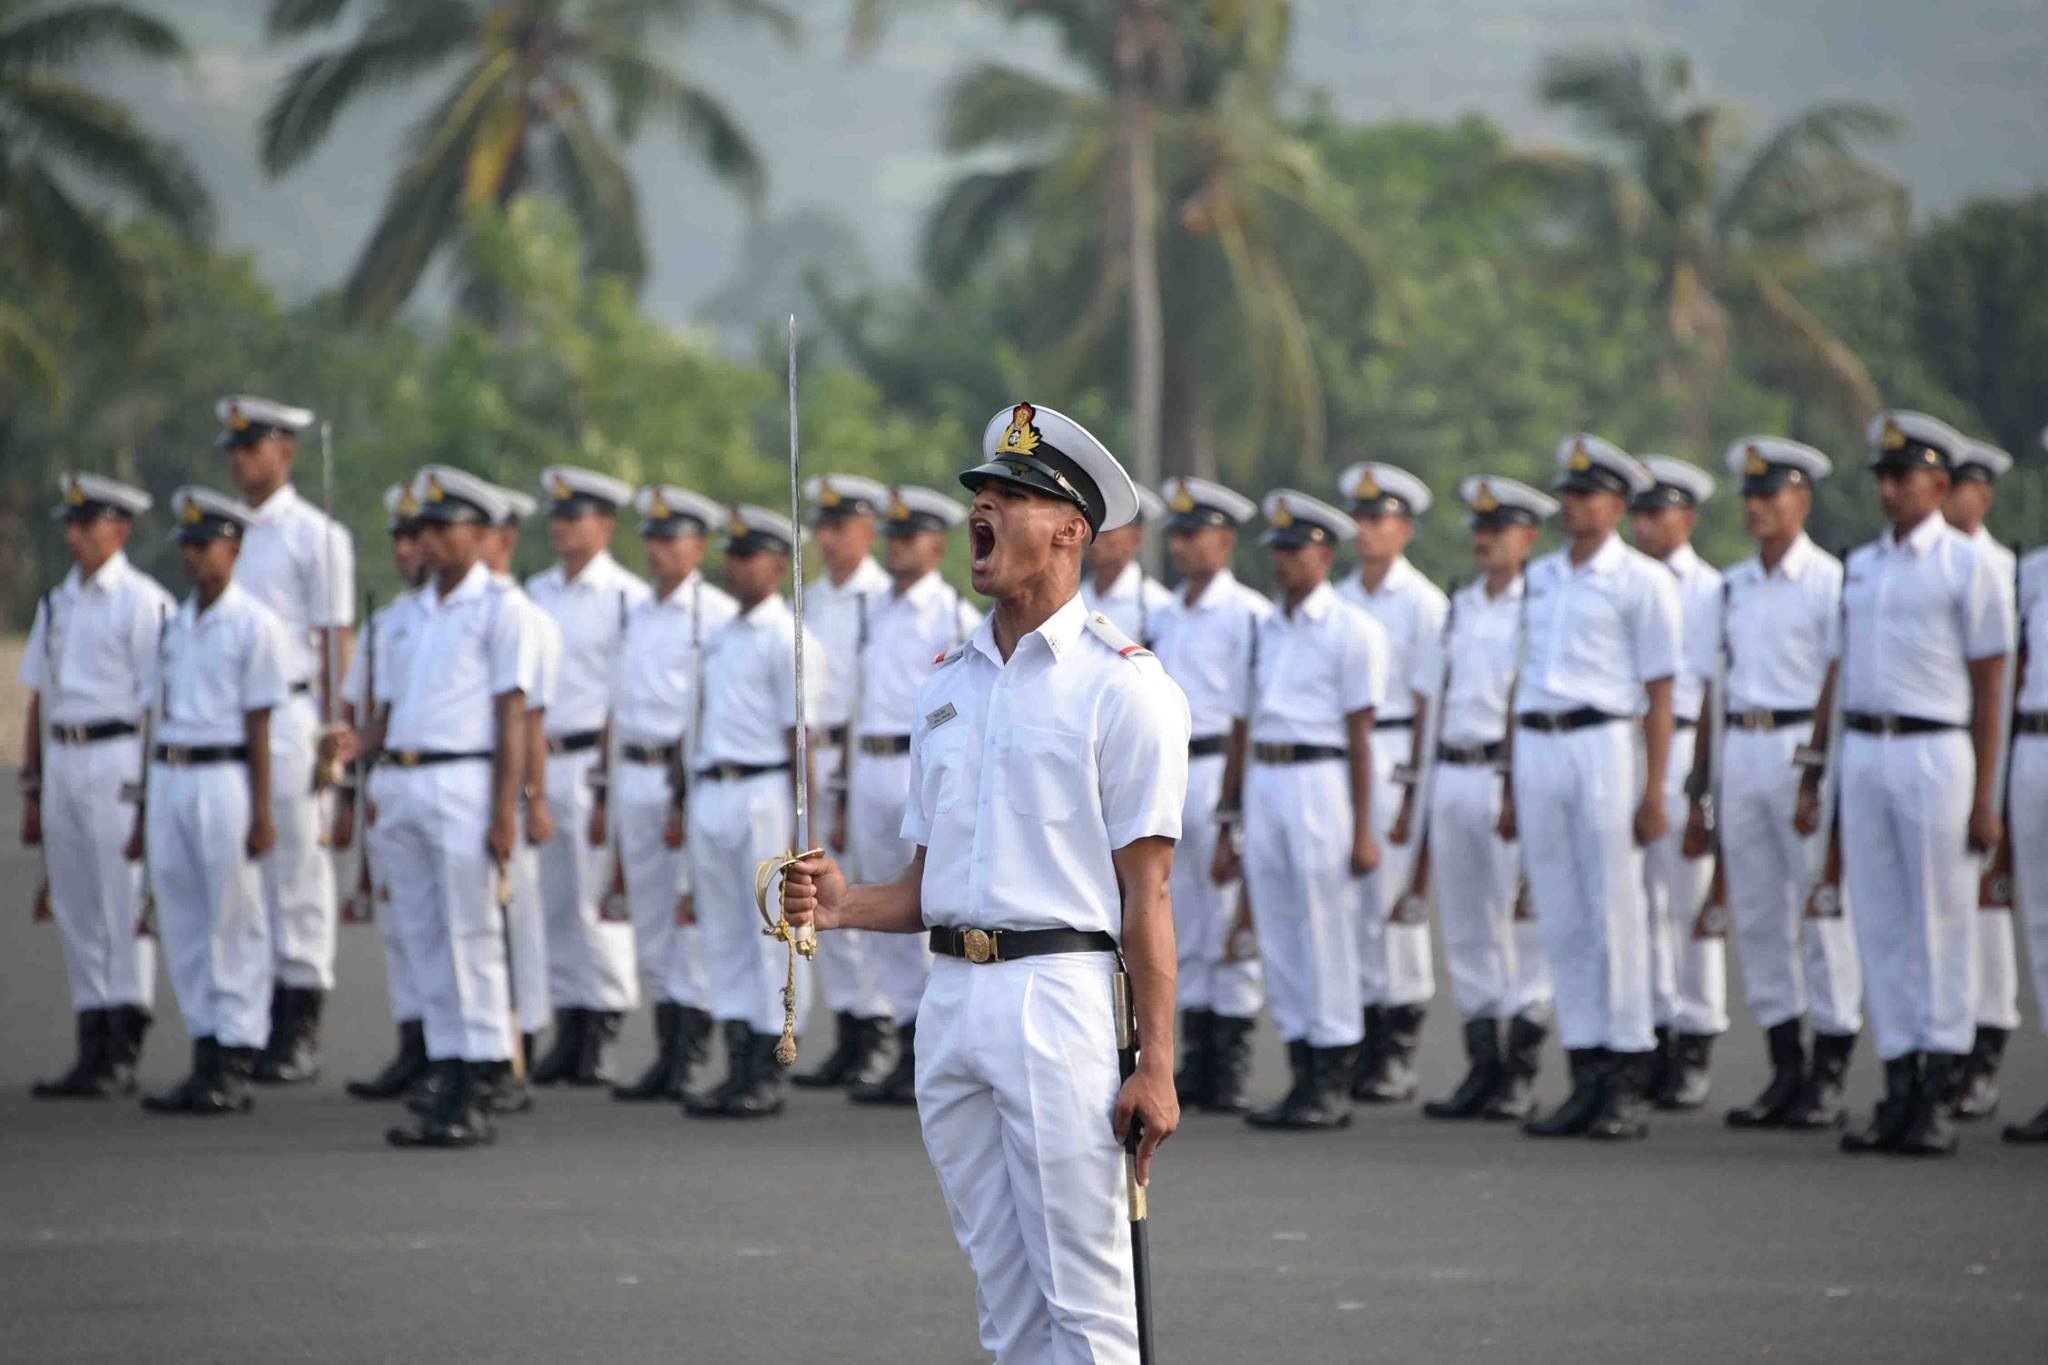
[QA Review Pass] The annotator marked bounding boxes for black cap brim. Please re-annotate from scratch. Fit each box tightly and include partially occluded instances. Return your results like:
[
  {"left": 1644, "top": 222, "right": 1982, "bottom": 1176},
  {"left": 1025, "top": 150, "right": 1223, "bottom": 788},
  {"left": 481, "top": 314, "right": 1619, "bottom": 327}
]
[
  {"left": 725, "top": 533, "right": 791, "bottom": 557},
  {"left": 1555, "top": 469, "right": 1629, "bottom": 496},
  {"left": 415, "top": 501, "right": 490, "bottom": 526},
  {"left": 1739, "top": 468, "right": 1808, "bottom": 496},
  {"left": 1166, "top": 510, "right": 1233, "bottom": 533},
  {"left": 960, "top": 453, "right": 1104, "bottom": 532},
  {"left": 640, "top": 517, "right": 707, "bottom": 540},
  {"left": 1470, "top": 509, "right": 1540, "bottom": 529}
]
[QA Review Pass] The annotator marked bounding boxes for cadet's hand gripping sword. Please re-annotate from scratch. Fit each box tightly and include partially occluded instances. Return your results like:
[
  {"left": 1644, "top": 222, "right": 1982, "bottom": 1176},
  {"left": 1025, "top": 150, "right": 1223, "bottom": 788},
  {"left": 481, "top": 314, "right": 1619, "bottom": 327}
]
[{"left": 1113, "top": 970, "right": 1157, "bottom": 1363}]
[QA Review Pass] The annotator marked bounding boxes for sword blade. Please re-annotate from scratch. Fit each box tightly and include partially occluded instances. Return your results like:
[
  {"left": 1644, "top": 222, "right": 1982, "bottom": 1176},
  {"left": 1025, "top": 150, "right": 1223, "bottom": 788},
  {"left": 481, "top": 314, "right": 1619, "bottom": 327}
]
[{"left": 788, "top": 313, "right": 809, "bottom": 853}]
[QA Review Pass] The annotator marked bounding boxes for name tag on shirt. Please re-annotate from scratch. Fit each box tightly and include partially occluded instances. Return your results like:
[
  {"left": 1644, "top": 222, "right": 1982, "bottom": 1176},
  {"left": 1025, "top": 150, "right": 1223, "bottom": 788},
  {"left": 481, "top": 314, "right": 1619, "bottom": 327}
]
[{"left": 926, "top": 702, "right": 957, "bottom": 731}]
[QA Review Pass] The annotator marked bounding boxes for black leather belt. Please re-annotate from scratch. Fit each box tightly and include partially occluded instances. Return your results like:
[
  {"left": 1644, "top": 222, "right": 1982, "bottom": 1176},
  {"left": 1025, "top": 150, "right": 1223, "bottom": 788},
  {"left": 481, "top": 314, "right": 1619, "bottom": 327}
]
[
  {"left": 289, "top": 680, "right": 312, "bottom": 696},
  {"left": 383, "top": 749, "right": 493, "bottom": 768},
  {"left": 695, "top": 761, "right": 789, "bottom": 783},
  {"left": 821, "top": 725, "right": 849, "bottom": 747},
  {"left": 154, "top": 744, "right": 248, "bottom": 765},
  {"left": 1674, "top": 717, "right": 1697, "bottom": 731},
  {"left": 929, "top": 925, "right": 1118, "bottom": 965},
  {"left": 1438, "top": 740, "right": 1505, "bottom": 766},
  {"left": 859, "top": 734, "right": 912, "bottom": 756},
  {"left": 1843, "top": 712, "right": 1961, "bottom": 736},
  {"left": 1188, "top": 734, "right": 1229, "bottom": 758},
  {"left": 1252, "top": 742, "right": 1347, "bottom": 764},
  {"left": 1375, "top": 716, "right": 1413, "bottom": 730},
  {"left": 547, "top": 729, "right": 603, "bottom": 755},
  {"left": 1516, "top": 707, "right": 1624, "bottom": 734},
  {"left": 1727, "top": 708, "right": 1816, "bottom": 733},
  {"left": 621, "top": 742, "right": 680, "bottom": 765},
  {"left": 2017, "top": 712, "right": 2048, "bottom": 737},
  {"left": 49, "top": 719, "right": 139, "bottom": 744}
]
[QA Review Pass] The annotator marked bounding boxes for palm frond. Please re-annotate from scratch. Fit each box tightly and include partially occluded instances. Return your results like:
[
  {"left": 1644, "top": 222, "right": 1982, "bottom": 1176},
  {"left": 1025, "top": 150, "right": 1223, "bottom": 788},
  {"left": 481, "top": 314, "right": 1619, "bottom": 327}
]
[
  {"left": 7, "top": 75, "right": 212, "bottom": 237},
  {"left": 1535, "top": 47, "right": 1669, "bottom": 145},
  {"left": 580, "top": 46, "right": 766, "bottom": 208},
  {"left": 0, "top": 293, "right": 65, "bottom": 403},
  {"left": 1715, "top": 101, "right": 1904, "bottom": 240},
  {"left": 259, "top": 0, "right": 475, "bottom": 175},
  {"left": 920, "top": 163, "right": 1044, "bottom": 288},
  {"left": 548, "top": 99, "right": 647, "bottom": 286},
  {"left": 1479, "top": 148, "right": 1656, "bottom": 248},
  {"left": 5, "top": 155, "right": 141, "bottom": 316},
  {"left": 1727, "top": 263, "right": 1884, "bottom": 423},
  {"left": 0, "top": 3, "right": 184, "bottom": 72},
  {"left": 1732, "top": 161, "right": 1908, "bottom": 256},
  {"left": 936, "top": 62, "right": 1096, "bottom": 155},
  {"left": 265, "top": 0, "right": 360, "bottom": 39}
]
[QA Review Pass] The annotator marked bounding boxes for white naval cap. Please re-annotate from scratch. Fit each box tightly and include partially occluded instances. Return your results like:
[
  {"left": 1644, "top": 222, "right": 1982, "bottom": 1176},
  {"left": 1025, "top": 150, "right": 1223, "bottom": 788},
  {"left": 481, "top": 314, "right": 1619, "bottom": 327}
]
[
  {"left": 53, "top": 472, "right": 151, "bottom": 521},
  {"left": 492, "top": 485, "right": 539, "bottom": 528},
  {"left": 1259, "top": 488, "right": 1356, "bottom": 548},
  {"left": 1459, "top": 474, "right": 1557, "bottom": 526},
  {"left": 169, "top": 486, "right": 256, "bottom": 543},
  {"left": 383, "top": 481, "right": 422, "bottom": 531},
  {"left": 1867, "top": 409, "right": 1965, "bottom": 471},
  {"left": 724, "top": 504, "right": 800, "bottom": 555},
  {"left": 965, "top": 402, "right": 1141, "bottom": 534},
  {"left": 1160, "top": 476, "right": 1256, "bottom": 531},
  {"left": 1953, "top": 438, "right": 2013, "bottom": 484},
  {"left": 215, "top": 394, "right": 314, "bottom": 448},
  {"left": 539, "top": 465, "right": 633, "bottom": 516},
  {"left": 804, "top": 473, "right": 889, "bottom": 522},
  {"left": 1634, "top": 455, "right": 1715, "bottom": 510},
  {"left": 1554, "top": 433, "right": 1655, "bottom": 498},
  {"left": 412, "top": 465, "right": 509, "bottom": 526},
  {"left": 636, "top": 484, "right": 723, "bottom": 537},
  {"left": 882, "top": 485, "right": 969, "bottom": 536},
  {"left": 1726, "top": 436, "right": 1832, "bottom": 494},
  {"left": 1131, "top": 484, "right": 1167, "bottom": 527},
  {"left": 1337, "top": 462, "right": 1433, "bottom": 517}
]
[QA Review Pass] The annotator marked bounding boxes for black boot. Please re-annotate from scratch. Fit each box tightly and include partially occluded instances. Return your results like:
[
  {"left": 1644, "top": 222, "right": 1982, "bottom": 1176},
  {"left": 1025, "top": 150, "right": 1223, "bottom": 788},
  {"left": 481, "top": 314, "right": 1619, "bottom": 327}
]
[
  {"left": 1173, "top": 1008, "right": 1217, "bottom": 1109},
  {"left": 793, "top": 1011, "right": 861, "bottom": 1089},
  {"left": 388, "top": 1059, "right": 497, "bottom": 1148},
  {"left": 347, "top": 1020, "right": 430, "bottom": 1101},
  {"left": 1726, "top": 1020, "right": 1805, "bottom": 1129},
  {"left": 1644, "top": 1025, "right": 1674, "bottom": 1104},
  {"left": 1482, "top": 1014, "right": 1547, "bottom": 1121},
  {"left": 1286, "top": 1046, "right": 1358, "bottom": 1130},
  {"left": 1952, "top": 1026, "right": 2009, "bottom": 1121},
  {"left": 2004, "top": 1100, "right": 2048, "bottom": 1144},
  {"left": 1204, "top": 1015, "right": 1256, "bottom": 1115},
  {"left": 104, "top": 1006, "right": 149, "bottom": 1096},
  {"left": 32, "top": 1010, "right": 113, "bottom": 1099},
  {"left": 1350, "top": 1006, "right": 1386, "bottom": 1100},
  {"left": 1654, "top": 1033, "right": 1714, "bottom": 1111},
  {"left": 1587, "top": 1050, "right": 1651, "bottom": 1140},
  {"left": 683, "top": 1022, "right": 753, "bottom": 1117},
  {"left": 721, "top": 1030, "right": 790, "bottom": 1118},
  {"left": 196, "top": 1043, "right": 260, "bottom": 1115},
  {"left": 568, "top": 1010, "right": 622, "bottom": 1087},
  {"left": 1424, "top": 1018, "right": 1502, "bottom": 1120},
  {"left": 529, "top": 1008, "right": 583, "bottom": 1087},
  {"left": 672, "top": 1007, "right": 714, "bottom": 1098},
  {"left": 1246, "top": 1041, "right": 1314, "bottom": 1129},
  {"left": 253, "top": 986, "right": 322, "bottom": 1084},
  {"left": 1357, "top": 1005, "right": 1423, "bottom": 1104},
  {"left": 1897, "top": 1053, "right": 1962, "bottom": 1156},
  {"left": 844, "top": 1017, "right": 899, "bottom": 1093},
  {"left": 1842, "top": 1053, "right": 1921, "bottom": 1154},
  {"left": 1782, "top": 1031, "right": 1856, "bottom": 1130},
  {"left": 850, "top": 1022, "right": 917, "bottom": 1106},
  {"left": 614, "top": 1002, "right": 686, "bottom": 1101},
  {"left": 1524, "top": 1048, "right": 1607, "bottom": 1137},
  {"left": 142, "top": 1036, "right": 211, "bottom": 1114},
  {"left": 485, "top": 1056, "right": 534, "bottom": 1114}
]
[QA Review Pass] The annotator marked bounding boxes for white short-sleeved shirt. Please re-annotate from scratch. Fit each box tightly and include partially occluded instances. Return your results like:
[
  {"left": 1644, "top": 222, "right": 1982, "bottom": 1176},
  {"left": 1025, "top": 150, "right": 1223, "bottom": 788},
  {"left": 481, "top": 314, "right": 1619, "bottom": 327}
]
[
  {"left": 235, "top": 483, "right": 356, "bottom": 687},
  {"left": 1337, "top": 557, "right": 1448, "bottom": 722},
  {"left": 383, "top": 563, "right": 528, "bottom": 753},
  {"left": 810, "top": 557, "right": 891, "bottom": 733},
  {"left": 1840, "top": 513, "right": 2011, "bottom": 725},
  {"left": 1658, "top": 543, "right": 1724, "bottom": 720},
  {"left": 1422, "top": 574, "right": 1523, "bottom": 747},
  {"left": 527, "top": 551, "right": 650, "bottom": 737},
  {"left": 339, "top": 587, "right": 425, "bottom": 712},
  {"left": 1149, "top": 569, "right": 1270, "bottom": 740},
  {"left": 2018, "top": 548, "right": 2048, "bottom": 713},
  {"left": 902, "top": 594, "right": 1190, "bottom": 937},
  {"left": 20, "top": 551, "right": 176, "bottom": 725},
  {"left": 1249, "top": 581, "right": 1387, "bottom": 748},
  {"left": 154, "top": 581, "right": 290, "bottom": 747},
  {"left": 1968, "top": 525, "right": 2018, "bottom": 646},
  {"left": 613, "top": 571, "right": 739, "bottom": 750},
  {"left": 491, "top": 571, "right": 560, "bottom": 714},
  {"left": 1082, "top": 560, "right": 1175, "bottom": 647},
  {"left": 856, "top": 570, "right": 980, "bottom": 737},
  {"left": 1517, "top": 533, "right": 1681, "bottom": 716},
  {"left": 1720, "top": 534, "right": 1841, "bottom": 714},
  {"left": 696, "top": 595, "right": 824, "bottom": 768}
]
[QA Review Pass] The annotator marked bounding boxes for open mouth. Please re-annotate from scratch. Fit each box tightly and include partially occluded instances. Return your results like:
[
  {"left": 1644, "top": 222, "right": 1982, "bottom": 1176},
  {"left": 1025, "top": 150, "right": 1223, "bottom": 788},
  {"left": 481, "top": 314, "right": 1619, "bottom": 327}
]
[{"left": 969, "top": 517, "right": 996, "bottom": 569}]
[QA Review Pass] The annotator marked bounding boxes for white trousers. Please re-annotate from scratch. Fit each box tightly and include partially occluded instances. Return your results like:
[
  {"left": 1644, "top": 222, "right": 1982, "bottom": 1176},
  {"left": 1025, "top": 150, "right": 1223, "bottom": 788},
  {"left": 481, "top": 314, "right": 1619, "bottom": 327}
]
[
  {"left": 378, "top": 761, "right": 511, "bottom": 1062},
  {"left": 1718, "top": 726, "right": 1862, "bottom": 1035},
  {"left": 1172, "top": 751, "right": 1262, "bottom": 1018},
  {"left": 1359, "top": 731, "right": 1434, "bottom": 1008},
  {"left": 814, "top": 742, "right": 880, "bottom": 1019},
  {"left": 364, "top": 767, "right": 418, "bottom": 1024},
  {"left": 264, "top": 694, "right": 337, "bottom": 990},
  {"left": 618, "top": 761, "right": 710, "bottom": 1011},
  {"left": 1840, "top": 731, "right": 1978, "bottom": 1060},
  {"left": 849, "top": 748, "right": 932, "bottom": 1022},
  {"left": 1244, "top": 758, "right": 1362, "bottom": 1048},
  {"left": 2010, "top": 736, "right": 2048, "bottom": 1037},
  {"left": 1512, "top": 722, "right": 1654, "bottom": 1053},
  {"left": 1429, "top": 760, "right": 1550, "bottom": 1021},
  {"left": 917, "top": 954, "right": 1137, "bottom": 1365},
  {"left": 1644, "top": 727, "right": 1728, "bottom": 1036},
  {"left": 539, "top": 747, "right": 638, "bottom": 1012},
  {"left": 688, "top": 770, "right": 810, "bottom": 1036},
  {"left": 147, "top": 762, "right": 271, "bottom": 1048},
  {"left": 41, "top": 734, "right": 155, "bottom": 1010}
]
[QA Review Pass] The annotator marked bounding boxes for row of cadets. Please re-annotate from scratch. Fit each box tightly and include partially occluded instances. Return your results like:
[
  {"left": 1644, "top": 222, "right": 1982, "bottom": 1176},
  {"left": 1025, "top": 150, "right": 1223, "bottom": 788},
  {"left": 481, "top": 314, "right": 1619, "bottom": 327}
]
[{"left": 1082, "top": 484, "right": 1174, "bottom": 644}]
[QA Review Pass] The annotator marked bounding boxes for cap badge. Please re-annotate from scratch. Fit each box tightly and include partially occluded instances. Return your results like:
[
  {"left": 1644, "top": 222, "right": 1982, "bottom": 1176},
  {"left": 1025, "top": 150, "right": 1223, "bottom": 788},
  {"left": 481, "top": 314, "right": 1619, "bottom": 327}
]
[
  {"left": 1356, "top": 471, "right": 1381, "bottom": 499},
  {"left": 1169, "top": 484, "right": 1196, "bottom": 514},
  {"left": 227, "top": 405, "right": 251, "bottom": 433},
  {"left": 647, "top": 489, "right": 672, "bottom": 520},
  {"left": 818, "top": 481, "right": 843, "bottom": 509},
  {"left": 1472, "top": 481, "right": 1499, "bottom": 514},
  {"left": 64, "top": 480, "right": 87, "bottom": 506},
  {"left": 888, "top": 490, "right": 912, "bottom": 521},
  {"left": 727, "top": 508, "right": 749, "bottom": 539},
  {"left": 1744, "top": 446, "right": 1768, "bottom": 478},
  {"left": 1271, "top": 499, "right": 1295, "bottom": 529},
  {"left": 180, "top": 498, "right": 204, "bottom": 525},
  {"left": 1567, "top": 438, "right": 1592, "bottom": 472},
  {"left": 424, "top": 473, "right": 446, "bottom": 503},
  {"left": 551, "top": 474, "right": 575, "bottom": 501},
  {"left": 1880, "top": 419, "right": 1906, "bottom": 452},
  {"left": 1000, "top": 403, "right": 1042, "bottom": 458},
  {"left": 396, "top": 487, "right": 420, "bottom": 517}
]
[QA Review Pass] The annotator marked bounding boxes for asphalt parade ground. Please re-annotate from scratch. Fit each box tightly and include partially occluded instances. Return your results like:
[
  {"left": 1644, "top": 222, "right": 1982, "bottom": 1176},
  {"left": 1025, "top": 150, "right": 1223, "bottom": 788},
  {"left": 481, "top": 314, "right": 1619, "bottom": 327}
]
[{"left": 3, "top": 776, "right": 2044, "bottom": 1364}]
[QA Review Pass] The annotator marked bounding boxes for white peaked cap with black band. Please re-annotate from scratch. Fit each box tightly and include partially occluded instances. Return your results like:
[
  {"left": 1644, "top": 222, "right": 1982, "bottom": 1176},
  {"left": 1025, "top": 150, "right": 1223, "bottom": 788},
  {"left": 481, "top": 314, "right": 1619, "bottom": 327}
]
[
  {"left": 1337, "top": 462, "right": 1433, "bottom": 517},
  {"left": 1159, "top": 476, "right": 1256, "bottom": 531},
  {"left": 1259, "top": 488, "right": 1356, "bottom": 547},
  {"left": 804, "top": 473, "right": 889, "bottom": 522},
  {"left": 54, "top": 472, "right": 151, "bottom": 521},
  {"left": 964, "top": 402, "right": 1140, "bottom": 534},
  {"left": 1634, "top": 455, "right": 1716, "bottom": 510},
  {"left": 1725, "top": 436, "right": 1831, "bottom": 494},
  {"left": 1554, "top": 432, "right": 1655, "bottom": 498},
  {"left": 1459, "top": 474, "right": 1556, "bottom": 526}
]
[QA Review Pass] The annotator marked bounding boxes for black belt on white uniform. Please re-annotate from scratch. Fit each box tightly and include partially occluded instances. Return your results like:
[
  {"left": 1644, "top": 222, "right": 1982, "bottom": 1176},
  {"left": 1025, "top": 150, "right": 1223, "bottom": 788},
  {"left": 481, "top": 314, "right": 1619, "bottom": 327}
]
[
  {"left": 820, "top": 725, "right": 849, "bottom": 748},
  {"left": 1843, "top": 712, "right": 1961, "bottom": 736},
  {"left": 1438, "top": 740, "right": 1505, "bottom": 765},
  {"left": 547, "top": 729, "right": 603, "bottom": 755},
  {"left": 154, "top": 743, "right": 248, "bottom": 765},
  {"left": 694, "top": 760, "right": 789, "bottom": 783},
  {"left": 1673, "top": 717, "right": 1697, "bottom": 731},
  {"left": 2016, "top": 712, "right": 2048, "bottom": 737},
  {"left": 1188, "top": 734, "right": 1228, "bottom": 758},
  {"left": 1515, "top": 707, "right": 1625, "bottom": 734},
  {"left": 930, "top": 925, "right": 1118, "bottom": 965},
  {"left": 1374, "top": 716, "right": 1413, "bottom": 730},
  {"left": 859, "top": 734, "right": 912, "bottom": 756},
  {"left": 49, "top": 719, "right": 139, "bottom": 744},
  {"left": 621, "top": 742, "right": 680, "bottom": 765},
  {"left": 383, "top": 749, "right": 493, "bottom": 768},
  {"left": 1252, "top": 742, "right": 1347, "bottom": 765},
  {"left": 288, "top": 680, "right": 312, "bottom": 696},
  {"left": 1727, "top": 708, "right": 1816, "bottom": 732}
]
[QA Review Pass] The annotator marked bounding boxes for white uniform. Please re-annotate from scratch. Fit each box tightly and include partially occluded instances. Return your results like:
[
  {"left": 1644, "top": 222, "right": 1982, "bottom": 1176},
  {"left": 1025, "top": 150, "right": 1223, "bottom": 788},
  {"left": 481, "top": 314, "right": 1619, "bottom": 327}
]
[
  {"left": 22, "top": 553, "right": 175, "bottom": 1013},
  {"left": 1149, "top": 569, "right": 1268, "bottom": 1020},
  {"left": 235, "top": 483, "right": 355, "bottom": 991},
  {"left": 1419, "top": 575, "right": 1551, "bottom": 1022},
  {"left": 1644, "top": 543, "right": 1729, "bottom": 1039},
  {"left": 1512, "top": 532, "right": 1681, "bottom": 1054},
  {"left": 378, "top": 563, "right": 530, "bottom": 1062},
  {"left": 848, "top": 570, "right": 979, "bottom": 1023},
  {"left": 342, "top": 587, "right": 425, "bottom": 1026},
  {"left": 1716, "top": 535, "right": 1862, "bottom": 1035},
  {"left": 687, "top": 594, "right": 823, "bottom": 1037},
  {"left": 906, "top": 595, "right": 1188, "bottom": 1365},
  {"left": 493, "top": 571, "right": 562, "bottom": 1037},
  {"left": 1244, "top": 582, "right": 1387, "bottom": 1047},
  {"left": 147, "top": 582, "right": 290, "bottom": 1049},
  {"left": 2009, "top": 549, "right": 2048, "bottom": 1042},
  {"left": 1337, "top": 558, "right": 1445, "bottom": 1009},
  {"left": 1838, "top": 514, "right": 2009, "bottom": 1060},
  {"left": 527, "top": 552, "right": 648, "bottom": 1013},
  {"left": 1965, "top": 526, "right": 2021, "bottom": 1033},
  {"left": 1082, "top": 560, "right": 1174, "bottom": 646},
  {"left": 613, "top": 572, "right": 737, "bottom": 1013}
]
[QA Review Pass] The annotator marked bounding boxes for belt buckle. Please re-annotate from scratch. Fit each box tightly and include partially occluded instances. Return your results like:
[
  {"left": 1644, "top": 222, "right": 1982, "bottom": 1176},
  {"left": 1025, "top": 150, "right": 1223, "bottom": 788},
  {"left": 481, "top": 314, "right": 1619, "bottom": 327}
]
[
  {"left": 1877, "top": 716, "right": 1900, "bottom": 736},
  {"left": 1736, "top": 711, "right": 1767, "bottom": 732},
  {"left": 398, "top": 750, "right": 419, "bottom": 768},
  {"left": 58, "top": 724, "right": 84, "bottom": 743},
  {"left": 961, "top": 928, "right": 995, "bottom": 964},
  {"left": 164, "top": 745, "right": 187, "bottom": 765}
]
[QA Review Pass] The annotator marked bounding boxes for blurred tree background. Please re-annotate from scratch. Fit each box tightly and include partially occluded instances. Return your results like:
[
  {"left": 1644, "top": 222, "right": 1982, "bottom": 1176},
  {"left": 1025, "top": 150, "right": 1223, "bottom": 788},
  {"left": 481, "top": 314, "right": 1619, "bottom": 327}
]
[{"left": 3, "top": 0, "right": 2044, "bottom": 618}]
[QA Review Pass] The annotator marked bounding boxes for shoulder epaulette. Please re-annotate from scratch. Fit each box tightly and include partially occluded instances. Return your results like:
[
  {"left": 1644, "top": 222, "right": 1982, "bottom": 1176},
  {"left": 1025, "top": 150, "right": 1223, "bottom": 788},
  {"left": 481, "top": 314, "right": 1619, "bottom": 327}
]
[
  {"left": 1084, "top": 611, "right": 1153, "bottom": 661},
  {"left": 934, "top": 646, "right": 966, "bottom": 666}
]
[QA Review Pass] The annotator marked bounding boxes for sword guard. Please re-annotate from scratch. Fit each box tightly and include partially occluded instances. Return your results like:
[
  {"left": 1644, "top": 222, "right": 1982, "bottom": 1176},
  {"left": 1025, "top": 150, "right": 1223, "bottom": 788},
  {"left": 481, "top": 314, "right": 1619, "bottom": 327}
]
[{"left": 754, "top": 848, "right": 824, "bottom": 958}]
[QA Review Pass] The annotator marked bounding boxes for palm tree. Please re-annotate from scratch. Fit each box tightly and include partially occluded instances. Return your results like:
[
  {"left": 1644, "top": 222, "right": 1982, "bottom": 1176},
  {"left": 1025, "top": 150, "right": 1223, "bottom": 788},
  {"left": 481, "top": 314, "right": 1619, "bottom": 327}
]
[
  {"left": 260, "top": 0, "right": 795, "bottom": 323},
  {"left": 0, "top": 1, "right": 212, "bottom": 395},
  {"left": 1488, "top": 47, "right": 1906, "bottom": 445}
]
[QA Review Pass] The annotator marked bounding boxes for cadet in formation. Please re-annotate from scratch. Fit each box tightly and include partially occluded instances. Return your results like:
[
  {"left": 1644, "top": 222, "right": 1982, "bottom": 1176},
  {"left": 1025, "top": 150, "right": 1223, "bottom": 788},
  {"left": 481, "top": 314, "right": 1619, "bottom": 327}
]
[
  {"left": 1082, "top": 483, "right": 1173, "bottom": 645},
  {"left": 2007, "top": 431, "right": 2048, "bottom": 1143}
]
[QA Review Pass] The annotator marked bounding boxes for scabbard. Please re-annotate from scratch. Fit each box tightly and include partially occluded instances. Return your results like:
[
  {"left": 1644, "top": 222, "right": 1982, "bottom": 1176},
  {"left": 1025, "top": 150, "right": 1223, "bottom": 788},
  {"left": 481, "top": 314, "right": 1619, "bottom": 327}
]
[{"left": 1113, "top": 970, "right": 1156, "bottom": 1364}]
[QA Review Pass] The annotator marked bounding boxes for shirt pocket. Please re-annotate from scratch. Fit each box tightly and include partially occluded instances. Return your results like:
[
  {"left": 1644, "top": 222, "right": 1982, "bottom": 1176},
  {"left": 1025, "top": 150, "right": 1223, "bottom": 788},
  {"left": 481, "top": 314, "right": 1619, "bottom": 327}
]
[
  {"left": 921, "top": 725, "right": 971, "bottom": 818},
  {"left": 1001, "top": 722, "right": 1087, "bottom": 821}
]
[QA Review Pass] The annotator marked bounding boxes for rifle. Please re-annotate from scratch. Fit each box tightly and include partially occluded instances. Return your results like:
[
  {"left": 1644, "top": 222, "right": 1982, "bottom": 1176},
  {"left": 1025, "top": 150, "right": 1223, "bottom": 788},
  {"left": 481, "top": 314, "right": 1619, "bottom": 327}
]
[
  {"left": 1390, "top": 584, "right": 1462, "bottom": 926},
  {"left": 1802, "top": 548, "right": 1853, "bottom": 921},
  {"left": 31, "top": 590, "right": 56, "bottom": 923},
  {"left": 125, "top": 604, "right": 169, "bottom": 939},
  {"left": 341, "top": 589, "right": 376, "bottom": 925},
  {"left": 598, "top": 589, "right": 632, "bottom": 923},
  {"left": 1977, "top": 540, "right": 2022, "bottom": 909},
  {"left": 1688, "top": 582, "right": 1730, "bottom": 940}
]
